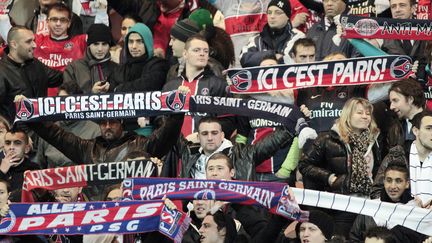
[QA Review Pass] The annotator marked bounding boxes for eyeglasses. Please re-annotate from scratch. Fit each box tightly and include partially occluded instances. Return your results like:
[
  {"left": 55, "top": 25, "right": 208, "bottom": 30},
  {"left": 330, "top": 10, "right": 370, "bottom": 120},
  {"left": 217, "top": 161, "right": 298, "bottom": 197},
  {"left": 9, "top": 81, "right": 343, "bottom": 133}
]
[{"left": 48, "top": 17, "right": 69, "bottom": 24}]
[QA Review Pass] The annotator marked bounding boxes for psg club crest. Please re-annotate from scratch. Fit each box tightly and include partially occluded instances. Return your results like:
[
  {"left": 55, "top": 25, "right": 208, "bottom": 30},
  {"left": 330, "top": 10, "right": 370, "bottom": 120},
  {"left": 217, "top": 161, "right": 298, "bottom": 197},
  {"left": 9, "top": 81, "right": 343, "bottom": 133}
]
[
  {"left": 0, "top": 210, "right": 16, "bottom": 233},
  {"left": 390, "top": 56, "right": 412, "bottom": 79},
  {"left": 15, "top": 98, "right": 34, "bottom": 121},
  {"left": 193, "top": 189, "right": 216, "bottom": 200},
  {"left": 166, "top": 91, "right": 186, "bottom": 111},
  {"left": 231, "top": 70, "right": 252, "bottom": 92}
]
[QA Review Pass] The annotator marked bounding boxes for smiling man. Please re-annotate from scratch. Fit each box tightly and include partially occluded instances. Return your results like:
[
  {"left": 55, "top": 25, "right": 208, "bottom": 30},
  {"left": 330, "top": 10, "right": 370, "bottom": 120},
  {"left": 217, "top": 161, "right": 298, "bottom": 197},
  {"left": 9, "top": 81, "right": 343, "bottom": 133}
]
[{"left": 388, "top": 79, "right": 425, "bottom": 156}]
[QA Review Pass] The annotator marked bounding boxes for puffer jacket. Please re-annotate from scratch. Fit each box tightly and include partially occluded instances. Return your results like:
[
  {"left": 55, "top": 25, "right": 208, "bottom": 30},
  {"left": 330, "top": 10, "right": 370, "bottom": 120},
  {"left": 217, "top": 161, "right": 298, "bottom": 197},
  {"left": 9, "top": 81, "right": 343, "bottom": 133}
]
[
  {"left": 29, "top": 114, "right": 184, "bottom": 164},
  {"left": 240, "top": 23, "right": 305, "bottom": 67},
  {"left": 299, "top": 126, "right": 381, "bottom": 194},
  {"left": 179, "top": 127, "right": 294, "bottom": 181}
]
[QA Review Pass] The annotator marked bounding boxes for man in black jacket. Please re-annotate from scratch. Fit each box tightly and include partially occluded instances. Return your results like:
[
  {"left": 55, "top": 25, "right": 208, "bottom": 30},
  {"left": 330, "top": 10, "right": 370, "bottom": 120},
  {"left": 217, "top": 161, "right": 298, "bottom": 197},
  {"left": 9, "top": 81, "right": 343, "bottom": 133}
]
[
  {"left": 350, "top": 162, "right": 413, "bottom": 242},
  {"left": 0, "top": 26, "right": 62, "bottom": 122},
  {"left": 179, "top": 117, "right": 296, "bottom": 181},
  {"left": 0, "top": 129, "right": 39, "bottom": 202}
]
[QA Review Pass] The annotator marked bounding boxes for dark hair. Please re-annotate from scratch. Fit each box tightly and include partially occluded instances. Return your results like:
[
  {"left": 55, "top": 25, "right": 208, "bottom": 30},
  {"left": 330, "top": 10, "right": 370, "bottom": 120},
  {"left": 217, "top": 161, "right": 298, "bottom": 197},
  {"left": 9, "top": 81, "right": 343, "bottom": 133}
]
[
  {"left": 210, "top": 210, "right": 237, "bottom": 243},
  {"left": 201, "top": 26, "right": 235, "bottom": 69},
  {"left": 7, "top": 128, "right": 29, "bottom": 144},
  {"left": 260, "top": 52, "right": 278, "bottom": 64},
  {"left": 48, "top": 2, "right": 72, "bottom": 20},
  {"left": 103, "top": 183, "right": 122, "bottom": 201},
  {"left": 0, "top": 179, "right": 11, "bottom": 193},
  {"left": 198, "top": 117, "right": 222, "bottom": 130},
  {"left": 7, "top": 26, "right": 30, "bottom": 44},
  {"left": 185, "top": 34, "right": 208, "bottom": 50},
  {"left": 291, "top": 38, "right": 316, "bottom": 56},
  {"left": 385, "top": 161, "right": 409, "bottom": 180},
  {"left": 122, "top": 14, "right": 143, "bottom": 24},
  {"left": 389, "top": 79, "right": 426, "bottom": 108},
  {"left": 412, "top": 110, "right": 432, "bottom": 129},
  {"left": 126, "top": 151, "right": 151, "bottom": 160},
  {"left": 365, "top": 227, "right": 398, "bottom": 243},
  {"left": 58, "top": 82, "right": 83, "bottom": 95},
  {"left": 207, "top": 153, "right": 233, "bottom": 170}
]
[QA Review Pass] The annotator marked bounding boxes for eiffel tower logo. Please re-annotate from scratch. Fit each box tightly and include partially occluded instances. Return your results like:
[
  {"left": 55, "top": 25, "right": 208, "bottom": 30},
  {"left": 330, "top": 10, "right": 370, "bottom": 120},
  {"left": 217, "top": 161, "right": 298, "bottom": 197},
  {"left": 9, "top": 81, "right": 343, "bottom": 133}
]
[
  {"left": 166, "top": 91, "right": 186, "bottom": 111},
  {"left": 15, "top": 98, "right": 34, "bottom": 121}
]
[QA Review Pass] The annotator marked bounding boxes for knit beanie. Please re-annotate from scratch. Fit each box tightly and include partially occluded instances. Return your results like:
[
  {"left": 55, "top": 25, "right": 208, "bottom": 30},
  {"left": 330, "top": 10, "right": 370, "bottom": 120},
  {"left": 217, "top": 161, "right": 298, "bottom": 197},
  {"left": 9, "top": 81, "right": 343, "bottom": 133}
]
[
  {"left": 189, "top": 9, "right": 213, "bottom": 30},
  {"left": 86, "top": 24, "right": 114, "bottom": 46},
  {"left": 268, "top": 0, "right": 291, "bottom": 18},
  {"left": 170, "top": 19, "right": 201, "bottom": 42},
  {"left": 297, "top": 210, "right": 334, "bottom": 240}
]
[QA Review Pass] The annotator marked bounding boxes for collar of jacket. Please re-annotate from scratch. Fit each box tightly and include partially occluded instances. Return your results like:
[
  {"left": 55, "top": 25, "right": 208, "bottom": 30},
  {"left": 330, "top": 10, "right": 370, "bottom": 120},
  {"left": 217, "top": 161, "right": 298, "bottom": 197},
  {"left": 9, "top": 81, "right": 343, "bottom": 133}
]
[
  {"left": 180, "top": 66, "right": 213, "bottom": 81},
  {"left": 261, "top": 23, "right": 294, "bottom": 47},
  {"left": 7, "top": 157, "right": 39, "bottom": 173},
  {"left": 199, "top": 138, "right": 233, "bottom": 155},
  {"left": 96, "top": 131, "right": 137, "bottom": 147},
  {"left": 380, "top": 188, "right": 413, "bottom": 204},
  {"left": 5, "top": 55, "right": 33, "bottom": 68}
]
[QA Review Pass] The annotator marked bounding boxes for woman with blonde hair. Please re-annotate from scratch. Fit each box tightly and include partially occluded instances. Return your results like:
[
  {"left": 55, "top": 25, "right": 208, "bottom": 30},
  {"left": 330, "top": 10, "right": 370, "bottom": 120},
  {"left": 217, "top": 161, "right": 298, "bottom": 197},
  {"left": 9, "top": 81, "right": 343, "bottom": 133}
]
[{"left": 298, "top": 97, "right": 381, "bottom": 238}]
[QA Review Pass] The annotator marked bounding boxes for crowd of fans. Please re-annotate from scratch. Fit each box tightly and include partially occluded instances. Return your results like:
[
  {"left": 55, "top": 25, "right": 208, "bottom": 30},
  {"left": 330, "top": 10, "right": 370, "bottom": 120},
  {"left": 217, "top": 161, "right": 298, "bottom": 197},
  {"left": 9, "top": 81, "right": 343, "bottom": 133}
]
[{"left": 0, "top": 0, "right": 431, "bottom": 242}]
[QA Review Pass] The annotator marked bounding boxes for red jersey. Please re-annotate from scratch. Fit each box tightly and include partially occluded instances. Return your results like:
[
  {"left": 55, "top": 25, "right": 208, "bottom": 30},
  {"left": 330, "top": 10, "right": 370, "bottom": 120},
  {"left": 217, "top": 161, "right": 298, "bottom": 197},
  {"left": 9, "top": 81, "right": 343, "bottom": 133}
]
[
  {"left": 34, "top": 34, "right": 87, "bottom": 72},
  {"left": 34, "top": 34, "right": 86, "bottom": 96}
]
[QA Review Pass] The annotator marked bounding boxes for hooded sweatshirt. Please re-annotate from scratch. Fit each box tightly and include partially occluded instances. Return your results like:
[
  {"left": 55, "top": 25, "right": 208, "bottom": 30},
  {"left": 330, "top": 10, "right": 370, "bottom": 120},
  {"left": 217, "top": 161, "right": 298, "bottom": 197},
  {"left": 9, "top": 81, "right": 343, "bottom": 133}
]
[{"left": 108, "top": 23, "right": 169, "bottom": 93}]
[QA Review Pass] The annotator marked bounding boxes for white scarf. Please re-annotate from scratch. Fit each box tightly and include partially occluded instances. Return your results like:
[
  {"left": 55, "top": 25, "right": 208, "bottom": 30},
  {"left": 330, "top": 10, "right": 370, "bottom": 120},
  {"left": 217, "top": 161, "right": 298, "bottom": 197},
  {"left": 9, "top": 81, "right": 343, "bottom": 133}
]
[{"left": 409, "top": 142, "right": 432, "bottom": 204}]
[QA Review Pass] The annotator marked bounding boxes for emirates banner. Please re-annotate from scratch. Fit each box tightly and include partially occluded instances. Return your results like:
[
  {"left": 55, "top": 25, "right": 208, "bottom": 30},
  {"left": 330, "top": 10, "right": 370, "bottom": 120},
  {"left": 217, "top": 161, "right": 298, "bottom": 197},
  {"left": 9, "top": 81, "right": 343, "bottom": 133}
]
[
  {"left": 21, "top": 160, "right": 157, "bottom": 202},
  {"left": 0, "top": 201, "right": 190, "bottom": 242},
  {"left": 227, "top": 55, "right": 413, "bottom": 94},
  {"left": 122, "top": 178, "right": 309, "bottom": 222},
  {"left": 341, "top": 15, "right": 432, "bottom": 40}
]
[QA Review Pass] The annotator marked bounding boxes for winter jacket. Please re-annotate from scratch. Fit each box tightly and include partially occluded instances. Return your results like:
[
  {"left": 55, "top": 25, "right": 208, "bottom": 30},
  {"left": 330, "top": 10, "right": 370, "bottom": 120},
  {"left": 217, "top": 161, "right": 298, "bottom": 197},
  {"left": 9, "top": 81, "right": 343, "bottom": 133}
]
[
  {"left": 0, "top": 158, "right": 40, "bottom": 202},
  {"left": 0, "top": 55, "right": 63, "bottom": 122},
  {"left": 179, "top": 127, "right": 295, "bottom": 181},
  {"left": 350, "top": 188, "right": 413, "bottom": 242},
  {"left": 166, "top": 57, "right": 224, "bottom": 82},
  {"left": 299, "top": 126, "right": 381, "bottom": 194},
  {"left": 240, "top": 24, "right": 305, "bottom": 67},
  {"left": 63, "top": 47, "right": 118, "bottom": 93},
  {"left": 371, "top": 145, "right": 408, "bottom": 199},
  {"left": 34, "top": 120, "right": 101, "bottom": 169},
  {"left": 108, "top": 23, "right": 169, "bottom": 92},
  {"left": 306, "top": 18, "right": 358, "bottom": 61},
  {"left": 163, "top": 67, "right": 228, "bottom": 136},
  {"left": 29, "top": 114, "right": 184, "bottom": 164}
]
